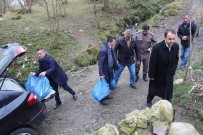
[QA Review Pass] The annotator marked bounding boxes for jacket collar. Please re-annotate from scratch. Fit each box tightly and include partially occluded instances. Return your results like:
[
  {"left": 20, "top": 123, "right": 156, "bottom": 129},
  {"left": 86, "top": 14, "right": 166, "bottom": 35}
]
[{"left": 162, "top": 40, "right": 175, "bottom": 50}]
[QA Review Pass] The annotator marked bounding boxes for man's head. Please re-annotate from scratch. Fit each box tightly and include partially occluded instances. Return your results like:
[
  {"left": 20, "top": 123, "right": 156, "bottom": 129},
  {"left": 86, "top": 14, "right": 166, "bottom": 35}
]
[
  {"left": 164, "top": 29, "right": 176, "bottom": 46},
  {"left": 142, "top": 24, "right": 150, "bottom": 35},
  {"left": 107, "top": 35, "right": 116, "bottom": 47},
  {"left": 182, "top": 14, "right": 190, "bottom": 24},
  {"left": 124, "top": 29, "right": 132, "bottom": 40},
  {"left": 36, "top": 48, "right": 46, "bottom": 59}
]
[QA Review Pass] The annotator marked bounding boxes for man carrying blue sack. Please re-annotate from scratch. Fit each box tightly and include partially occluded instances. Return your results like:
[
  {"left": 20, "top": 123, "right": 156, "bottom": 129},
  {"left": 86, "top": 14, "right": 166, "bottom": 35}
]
[
  {"left": 98, "top": 35, "right": 119, "bottom": 105},
  {"left": 31, "top": 48, "right": 77, "bottom": 109}
]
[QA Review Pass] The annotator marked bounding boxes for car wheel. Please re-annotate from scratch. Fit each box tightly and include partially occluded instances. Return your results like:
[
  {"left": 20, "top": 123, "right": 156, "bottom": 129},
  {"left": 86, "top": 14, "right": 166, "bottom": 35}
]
[{"left": 9, "top": 128, "right": 38, "bottom": 135}]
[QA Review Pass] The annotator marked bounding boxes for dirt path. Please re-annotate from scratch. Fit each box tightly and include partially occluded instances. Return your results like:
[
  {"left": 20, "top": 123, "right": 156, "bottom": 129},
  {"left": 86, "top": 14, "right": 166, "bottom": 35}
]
[{"left": 38, "top": 0, "right": 203, "bottom": 134}]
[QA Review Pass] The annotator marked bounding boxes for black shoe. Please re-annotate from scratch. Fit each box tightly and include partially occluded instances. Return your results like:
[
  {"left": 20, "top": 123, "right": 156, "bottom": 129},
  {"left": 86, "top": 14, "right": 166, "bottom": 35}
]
[
  {"left": 100, "top": 100, "right": 110, "bottom": 105},
  {"left": 73, "top": 93, "right": 77, "bottom": 100},
  {"left": 130, "top": 84, "right": 137, "bottom": 89},
  {"left": 143, "top": 75, "right": 148, "bottom": 81},
  {"left": 147, "top": 102, "right": 152, "bottom": 108},
  {"left": 106, "top": 95, "right": 113, "bottom": 99},
  {"left": 53, "top": 102, "right": 62, "bottom": 110}
]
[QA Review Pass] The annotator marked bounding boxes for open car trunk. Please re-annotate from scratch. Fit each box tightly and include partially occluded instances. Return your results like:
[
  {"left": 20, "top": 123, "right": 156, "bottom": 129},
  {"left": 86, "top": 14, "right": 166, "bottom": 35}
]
[{"left": 0, "top": 43, "right": 55, "bottom": 102}]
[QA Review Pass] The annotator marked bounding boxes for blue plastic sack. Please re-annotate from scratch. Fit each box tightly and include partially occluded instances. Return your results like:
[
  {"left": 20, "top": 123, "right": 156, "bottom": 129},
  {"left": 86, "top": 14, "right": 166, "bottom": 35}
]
[
  {"left": 25, "top": 75, "right": 52, "bottom": 99},
  {"left": 92, "top": 78, "right": 110, "bottom": 102}
]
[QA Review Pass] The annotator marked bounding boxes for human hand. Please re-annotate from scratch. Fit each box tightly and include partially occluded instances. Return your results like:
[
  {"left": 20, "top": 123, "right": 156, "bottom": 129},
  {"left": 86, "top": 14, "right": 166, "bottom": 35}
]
[
  {"left": 182, "top": 36, "right": 187, "bottom": 40},
  {"left": 150, "top": 78, "right": 154, "bottom": 80},
  {"left": 147, "top": 48, "right": 151, "bottom": 52},
  {"left": 100, "top": 75, "right": 105, "bottom": 78},
  {"left": 137, "top": 61, "right": 140, "bottom": 65},
  {"left": 30, "top": 72, "right": 36, "bottom": 76},
  {"left": 39, "top": 71, "right": 46, "bottom": 76}
]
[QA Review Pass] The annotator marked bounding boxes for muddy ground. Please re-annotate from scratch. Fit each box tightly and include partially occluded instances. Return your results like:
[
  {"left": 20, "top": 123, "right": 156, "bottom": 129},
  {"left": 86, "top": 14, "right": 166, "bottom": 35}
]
[{"left": 38, "top": 0, "right": 203, "bottom": 134}]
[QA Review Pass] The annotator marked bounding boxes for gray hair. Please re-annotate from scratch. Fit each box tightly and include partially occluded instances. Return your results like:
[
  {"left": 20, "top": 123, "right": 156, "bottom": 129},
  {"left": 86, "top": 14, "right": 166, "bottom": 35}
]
[{"left": 124, "top": 29, "right": 133, "bottom": 35}]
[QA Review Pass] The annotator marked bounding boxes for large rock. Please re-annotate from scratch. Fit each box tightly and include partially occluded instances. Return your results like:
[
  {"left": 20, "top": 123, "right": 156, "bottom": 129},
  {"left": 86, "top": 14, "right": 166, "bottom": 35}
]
[
  {"left": 95, "top": 124, "right": 119, "bottom": 135},
  {"left": 96, "top": 100, "right": 201, "bottom": 135},
  {"left": 168, "top": 122, "right": 200, "bottom": 135},
  {"left": 151, "top": 100, "right": 173, "bottom": 123},
  {"left": 118, "top": 100, "right": 173, "bottom": 134}
]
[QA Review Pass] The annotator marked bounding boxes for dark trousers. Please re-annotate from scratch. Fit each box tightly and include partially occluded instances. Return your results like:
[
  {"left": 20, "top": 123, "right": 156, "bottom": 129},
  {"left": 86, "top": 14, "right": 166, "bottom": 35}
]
[{"left": 49, "top": 77, "right": 75, "bottom": 103}]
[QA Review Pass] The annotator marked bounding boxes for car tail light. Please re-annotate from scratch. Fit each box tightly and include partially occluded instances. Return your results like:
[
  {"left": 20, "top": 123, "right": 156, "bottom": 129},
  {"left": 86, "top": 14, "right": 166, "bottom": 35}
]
[{"left": 27, "top": 93, "right": 38, "bottom": 105}]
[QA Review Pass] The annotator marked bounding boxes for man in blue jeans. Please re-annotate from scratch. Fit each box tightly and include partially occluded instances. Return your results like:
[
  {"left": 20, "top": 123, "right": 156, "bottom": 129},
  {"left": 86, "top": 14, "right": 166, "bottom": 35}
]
[
  {"left": 114, "top": 29, "right": 141, "bottom": 89},
  {"left": 177, "top": 13, "right": 197, "bottom": 69}
]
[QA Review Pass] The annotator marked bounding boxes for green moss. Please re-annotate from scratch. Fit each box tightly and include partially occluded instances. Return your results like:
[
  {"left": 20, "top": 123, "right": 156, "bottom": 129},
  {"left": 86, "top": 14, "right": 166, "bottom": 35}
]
[
  {"left": 74, "top": 46, "right": 99, "bottom": 67},
  {"left": 119, "top": 121, "right": 136, "bottom": 135}
]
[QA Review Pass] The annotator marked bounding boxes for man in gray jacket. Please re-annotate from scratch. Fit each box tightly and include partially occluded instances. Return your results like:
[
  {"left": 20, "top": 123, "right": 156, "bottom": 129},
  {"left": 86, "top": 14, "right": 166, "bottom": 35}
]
[{"left": 135, "top": 24, "right": 156, "bottom": 82}]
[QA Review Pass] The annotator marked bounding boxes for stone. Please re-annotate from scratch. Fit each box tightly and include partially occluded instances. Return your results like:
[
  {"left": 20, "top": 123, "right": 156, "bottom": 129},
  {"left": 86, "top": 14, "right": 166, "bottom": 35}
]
[
  {"left": 118, "top": 120, "right": 136, "bottom": 135},
  {"left": 168, "top": 122, "right": 200, "bottom": 135},
  {"left": 174, "top": 78, "right": 184, "bottom": 84},
  {"left": 153, "top": 125, "right": 168, "bottom": 135},
  {"left": 137, "top": 119, "right": 148, "bottom": 129},
  {"left": 151, "top": 100, "right": 173, "bottom": 122},
  {"left": 95, "top": 123, "right": 119, "bottom": 135}
]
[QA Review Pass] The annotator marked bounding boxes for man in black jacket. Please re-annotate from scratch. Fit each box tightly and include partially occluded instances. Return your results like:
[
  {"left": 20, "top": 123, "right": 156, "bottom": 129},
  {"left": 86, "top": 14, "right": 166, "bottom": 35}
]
[
  {"left": 114, "top": 29, "right": 141, "bottom": 89},
  {"left": 32, "top": 48, "right": 77, "bottom": 109},
  {"left": 147, "top": 29, "right": 179, "bottom": 108},
  {"left": 177, "top": 14, "right": 197, "bottom": 69}
]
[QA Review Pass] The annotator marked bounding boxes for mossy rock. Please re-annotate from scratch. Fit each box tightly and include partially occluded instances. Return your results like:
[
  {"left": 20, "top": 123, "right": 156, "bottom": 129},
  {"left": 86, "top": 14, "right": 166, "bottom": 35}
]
[
  {"left": 118, "top": 120, "right": 136, "bottom": 135},
  {"left": 95, "top": 124, "right": 119, "bottom": 135}
]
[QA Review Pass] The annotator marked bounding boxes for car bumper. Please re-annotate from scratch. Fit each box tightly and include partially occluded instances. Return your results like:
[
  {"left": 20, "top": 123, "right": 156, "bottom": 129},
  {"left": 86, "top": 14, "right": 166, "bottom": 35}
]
[{"left": 28, "top": 102, "right": 47, "bottom": 129}]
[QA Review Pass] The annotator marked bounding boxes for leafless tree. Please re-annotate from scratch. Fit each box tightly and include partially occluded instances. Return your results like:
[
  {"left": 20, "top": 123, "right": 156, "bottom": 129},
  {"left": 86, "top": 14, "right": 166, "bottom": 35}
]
[
  {"left": 37, "top": 0, "right": 68, "bottom": 32},
  {"left": 17, "top": 0, "right": 36, "bottom": 13},
  {"left": 0, "top": 0, "right": 8, "bottom": 14},
  {"left": 103, "top": 0, "right": 109, "bottom": 12}
]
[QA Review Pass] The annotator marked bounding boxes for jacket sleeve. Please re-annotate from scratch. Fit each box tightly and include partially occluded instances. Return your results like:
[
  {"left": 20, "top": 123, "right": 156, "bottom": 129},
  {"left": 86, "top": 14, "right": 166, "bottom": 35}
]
[
  {"left": 148, "top": 45, "right": 158, "bottom": 78},
  {"left": 98, "top": 47, "right": 107, "bottom": 76},
  {"left": 113, "top": 41, "right": 119, "bottom": 59},
  {"left": 45, "top": 57, "right": 56, "bottom": 76},
  {"left": 177, "top": 25, "right": 183, "bottom": 39},
  {"left": 134, "top": 42, "right": 141, "bottom": 61},
  {"left": 35, "top": 61, "right": 42, "bottom": 76},
  {"left": 175, "top": 44, "right": 179, "bottom": 69},
  {"left": 192, "top": 23, "right": 197, "bottom": 38},
  {"left": 151, "top": 35, "right": 157, "bottom": 46}
]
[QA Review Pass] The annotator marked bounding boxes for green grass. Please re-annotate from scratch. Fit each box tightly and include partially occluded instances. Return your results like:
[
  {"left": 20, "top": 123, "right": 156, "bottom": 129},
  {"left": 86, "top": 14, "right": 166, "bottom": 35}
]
[{"left": 173, "top": 81, "right": 194, "bottom": 105}]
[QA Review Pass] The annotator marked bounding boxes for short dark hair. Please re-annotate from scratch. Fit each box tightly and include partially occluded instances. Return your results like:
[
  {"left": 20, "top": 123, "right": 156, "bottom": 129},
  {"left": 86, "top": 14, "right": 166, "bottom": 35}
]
[
  {"left": 164, "top": 29, "right": 176, "bottom": 37},
  {"left": 36, "top": 48, "right": 45, "bottom": 51},
  {"left": 142, "top": 24, "right": 150, "bottom": 30},
  {"left": 107, "top": 35, "right": 116, "bottom": 43}
]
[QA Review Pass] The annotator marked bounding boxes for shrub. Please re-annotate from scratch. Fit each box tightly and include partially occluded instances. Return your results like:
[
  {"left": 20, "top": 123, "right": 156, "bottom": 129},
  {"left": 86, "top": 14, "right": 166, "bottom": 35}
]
[{"left": 74, "top": 47, "right": 99, "bottom": 67}]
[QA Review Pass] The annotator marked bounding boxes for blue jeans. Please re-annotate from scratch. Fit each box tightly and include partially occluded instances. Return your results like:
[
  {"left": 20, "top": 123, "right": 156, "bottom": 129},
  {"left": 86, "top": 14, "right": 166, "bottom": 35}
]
[
  {"left": 181, "top": 46, "right": 190, "bottom": 68},
  {"left": 114, "top": 63, "right": 136, "bottom": 86}
]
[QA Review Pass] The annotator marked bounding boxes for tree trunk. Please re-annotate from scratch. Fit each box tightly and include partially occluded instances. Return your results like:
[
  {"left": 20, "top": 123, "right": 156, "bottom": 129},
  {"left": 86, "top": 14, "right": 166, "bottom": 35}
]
[{"left": 103, "top": 0, "right": 109, "bottom": 12}]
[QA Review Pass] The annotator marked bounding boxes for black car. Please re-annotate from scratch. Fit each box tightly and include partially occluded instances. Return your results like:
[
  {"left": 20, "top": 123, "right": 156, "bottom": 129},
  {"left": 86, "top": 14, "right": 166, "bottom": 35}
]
[{"left": 0, "top": 43, "right": 51, "bottom": 135}]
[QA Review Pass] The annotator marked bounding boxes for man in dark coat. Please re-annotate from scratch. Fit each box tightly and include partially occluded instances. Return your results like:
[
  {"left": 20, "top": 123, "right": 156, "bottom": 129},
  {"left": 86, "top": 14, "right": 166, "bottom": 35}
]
[
  {"left": 32, "top": 48, "right": 77, "bottom": 109},
  {"left": 177, "top": 13, "right": 197, "bottom": 69},
  {"left": 98, "top": 35, "right": 119, "bottom": 105},
  {"left": 114, "top": 29, "right": 141, "bottom": 89},
  {"left": 147, "top": 29, "right": 179, "bottom": 107}
]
